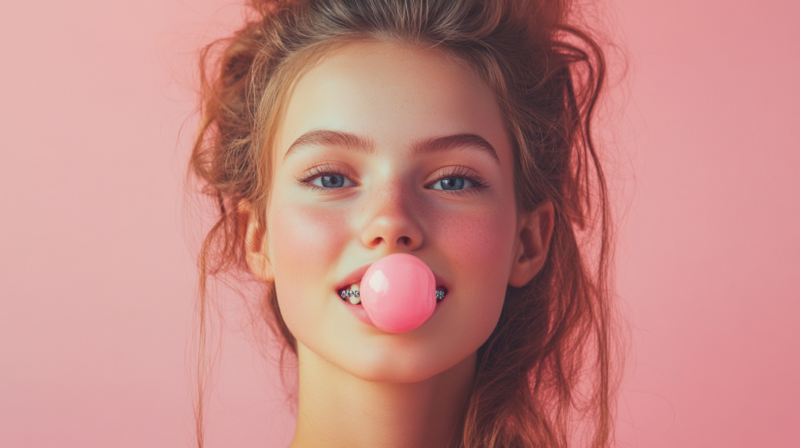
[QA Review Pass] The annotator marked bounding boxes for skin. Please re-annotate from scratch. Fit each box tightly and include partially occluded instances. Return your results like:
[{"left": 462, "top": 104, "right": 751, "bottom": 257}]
[{"left": 246, "top": 41, "right": 554, "bottom": 448}]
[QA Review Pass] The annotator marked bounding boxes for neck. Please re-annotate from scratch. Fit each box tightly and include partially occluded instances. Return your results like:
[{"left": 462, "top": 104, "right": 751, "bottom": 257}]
[{"left": 289, "top": 343, "right": 476, "bottom": 448}]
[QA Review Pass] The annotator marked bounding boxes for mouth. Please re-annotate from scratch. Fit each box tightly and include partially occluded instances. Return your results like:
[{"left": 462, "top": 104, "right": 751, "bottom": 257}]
[
  {"left": 338, "top": 285, "right": 448, "bottom": 305},
  {"left": 335, "top": 263, "right": 449, "bottom": 306}
]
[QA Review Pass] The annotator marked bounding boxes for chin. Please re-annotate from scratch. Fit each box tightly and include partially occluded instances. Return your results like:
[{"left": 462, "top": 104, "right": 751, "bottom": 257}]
[{"left": 334, "top": 343, "right": 467, "bottom": 384}]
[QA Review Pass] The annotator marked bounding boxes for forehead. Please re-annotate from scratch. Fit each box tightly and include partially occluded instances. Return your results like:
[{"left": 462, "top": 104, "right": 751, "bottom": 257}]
[{"left": 276, "top": 40, "right": 512, "bottom": 165}]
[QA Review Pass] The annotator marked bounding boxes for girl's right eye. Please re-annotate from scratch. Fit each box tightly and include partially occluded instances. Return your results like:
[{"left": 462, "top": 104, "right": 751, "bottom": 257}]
[
  {"left": 298, "top": 165, "right": 357, "bottom": 190},
  {"left": 310, "top": 173, "right": 356, "bottom": 188}
]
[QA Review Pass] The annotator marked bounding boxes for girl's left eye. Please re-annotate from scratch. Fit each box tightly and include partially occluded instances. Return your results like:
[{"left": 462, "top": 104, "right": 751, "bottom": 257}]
[
  {"left": 429, "top": 177, "right": 475, "bottom": 191},
  {"left": 428, "top": 168, "right": 487, "bottom": 192}
]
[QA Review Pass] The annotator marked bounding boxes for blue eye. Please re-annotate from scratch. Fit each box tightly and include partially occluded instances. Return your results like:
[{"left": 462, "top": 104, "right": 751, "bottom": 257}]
[
  {"left": 311, "top": 173, "right": 355, "bottom": 188},
  {"left": 431, "top": 176, "right": 475, "bottom": 191}
]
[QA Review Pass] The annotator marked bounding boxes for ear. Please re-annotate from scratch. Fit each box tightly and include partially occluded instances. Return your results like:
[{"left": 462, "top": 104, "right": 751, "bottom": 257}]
[
  {"left": 508, "top": 200, "right": 555, "bottom": 288},
  {"left": 242, "top": 202, "right": 274, "bottom": 283}
]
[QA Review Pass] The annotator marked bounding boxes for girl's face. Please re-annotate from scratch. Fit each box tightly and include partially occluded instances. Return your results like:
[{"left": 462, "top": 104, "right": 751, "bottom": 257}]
[{"left": 261, "top": 41, "right": 523, "bottom": 382}]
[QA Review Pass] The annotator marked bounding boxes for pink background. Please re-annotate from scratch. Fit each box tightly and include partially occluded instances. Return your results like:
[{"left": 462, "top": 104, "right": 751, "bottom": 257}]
[{"left": 1, "top": 1, "right": 798, "bottom": 447}]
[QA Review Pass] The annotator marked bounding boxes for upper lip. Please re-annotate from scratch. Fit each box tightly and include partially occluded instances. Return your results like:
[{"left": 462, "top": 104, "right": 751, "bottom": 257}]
[
  {"left": 334, "top": 259, "right": 448, "bottom": 293},
  {"left": 335, "top": 263, "right": 373, "bottom": 292}
]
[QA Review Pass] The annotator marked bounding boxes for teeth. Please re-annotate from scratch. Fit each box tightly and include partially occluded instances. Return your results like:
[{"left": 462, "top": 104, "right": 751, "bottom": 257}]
[
  {"left": 341, "top": 283, "right": 444, "bottom": 304},
  {"left": 349, "top": 283, "right": 361, "bottom": 304},
  {"left": 340, "top": 283, "right": 361, "bottom": 305}
]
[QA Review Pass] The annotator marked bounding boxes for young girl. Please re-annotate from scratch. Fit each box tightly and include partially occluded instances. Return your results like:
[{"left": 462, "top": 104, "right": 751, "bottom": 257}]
[{"left": 190, "top": 0, "right": 617, "bottom": 447}]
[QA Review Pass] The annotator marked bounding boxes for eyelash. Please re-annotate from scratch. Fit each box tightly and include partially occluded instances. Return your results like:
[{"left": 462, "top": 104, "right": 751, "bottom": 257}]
[
  {"left": 297, "top": 164, "right": 489, "bottom": 193},
  {"left": 297, "top": 164, "right": 353, "bottom": 191},
  {"left": 429, "top": 166, "right": 489, "bottom": 194}
]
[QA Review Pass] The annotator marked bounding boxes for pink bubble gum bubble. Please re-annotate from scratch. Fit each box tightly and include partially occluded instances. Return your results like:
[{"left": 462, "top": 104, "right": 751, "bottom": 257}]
[{"left": 360, "top": 253, "right": 436, "bottom": 333}]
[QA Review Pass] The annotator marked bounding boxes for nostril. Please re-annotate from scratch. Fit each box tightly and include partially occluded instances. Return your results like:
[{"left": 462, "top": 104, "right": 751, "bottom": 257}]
[{"left": 398, "top": 236, "right": 411, "bottom": 246}]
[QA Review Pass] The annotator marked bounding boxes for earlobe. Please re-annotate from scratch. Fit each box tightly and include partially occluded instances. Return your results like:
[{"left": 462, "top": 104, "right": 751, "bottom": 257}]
[
  {"left": 508, "top": 200, "right": 555, "bottom": 288},
  {"left": 242, "top": 203, "right": 274, "bottom": 283}
]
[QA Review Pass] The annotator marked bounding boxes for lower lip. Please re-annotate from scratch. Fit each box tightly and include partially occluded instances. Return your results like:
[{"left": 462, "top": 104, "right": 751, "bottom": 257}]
[
  {"left": 340, "top": 297, "right": 376, "bottom": 326},
  {"left": 337, "top": 292, "right": 445, "bottom": 329}
]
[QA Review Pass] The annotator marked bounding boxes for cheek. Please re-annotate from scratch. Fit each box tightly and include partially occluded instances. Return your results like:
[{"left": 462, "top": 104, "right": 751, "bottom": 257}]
[
  {"left": 423, "top": 206, "right": 517, "bottom": 364},
  {"left": 268, "top": 200, "right": 350, "bottom": 325},
  {"left": 445, "top": 204, "right": 516, "bottom": 308},
  {"left": 438, "top": 208, "right": 517, "bottom": 285},
  {"left": 271, "top": 203, "right": 341, "bottom": 265}
]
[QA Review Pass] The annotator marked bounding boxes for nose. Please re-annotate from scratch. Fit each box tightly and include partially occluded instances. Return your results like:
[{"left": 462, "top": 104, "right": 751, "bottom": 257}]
[{"left": 360, "top": 182, "right": 424, "bottom": 251}]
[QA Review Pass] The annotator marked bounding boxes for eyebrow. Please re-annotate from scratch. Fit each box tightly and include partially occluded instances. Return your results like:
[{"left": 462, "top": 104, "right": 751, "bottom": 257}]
[
  {"left": 283, "top": 130, "right": 500, "bottom": 162},
  {"left": 412, "top": 133, "right": 499, "bottom": 162}
]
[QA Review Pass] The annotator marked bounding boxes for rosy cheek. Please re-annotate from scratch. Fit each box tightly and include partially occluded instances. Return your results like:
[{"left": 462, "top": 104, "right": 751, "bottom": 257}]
[
  {"left": 435, "top": 206, "right": 516, "bottom": 325},
  {"left": 441, "top": 211, "right": 515, "bottom": 277},
  {"left": 269, "top": 199, "right": 350, "bottom": 319},
  {"left": 272, "top": 203, "right": 340, "bottom": 265}
]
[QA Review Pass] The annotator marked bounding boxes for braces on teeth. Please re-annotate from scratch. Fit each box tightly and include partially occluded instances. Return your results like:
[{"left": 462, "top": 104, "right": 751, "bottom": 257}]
[
  {"left": 340, "top": 284, "right": 446, "bottom": 304},
  {"left": 340, "top": 283, "right": 362, "bottom": 305}
]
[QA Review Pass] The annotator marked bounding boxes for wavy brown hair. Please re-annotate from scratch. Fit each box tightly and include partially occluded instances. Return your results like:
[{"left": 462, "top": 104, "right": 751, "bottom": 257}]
[{"left": 189, "top": 0, "right": 618, "bottom": 446}]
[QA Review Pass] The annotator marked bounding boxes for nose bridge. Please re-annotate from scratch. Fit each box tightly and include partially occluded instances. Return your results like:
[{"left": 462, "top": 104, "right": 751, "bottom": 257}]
[{"left": 361, "top": 175, "right": 423, "bottom": 250}]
